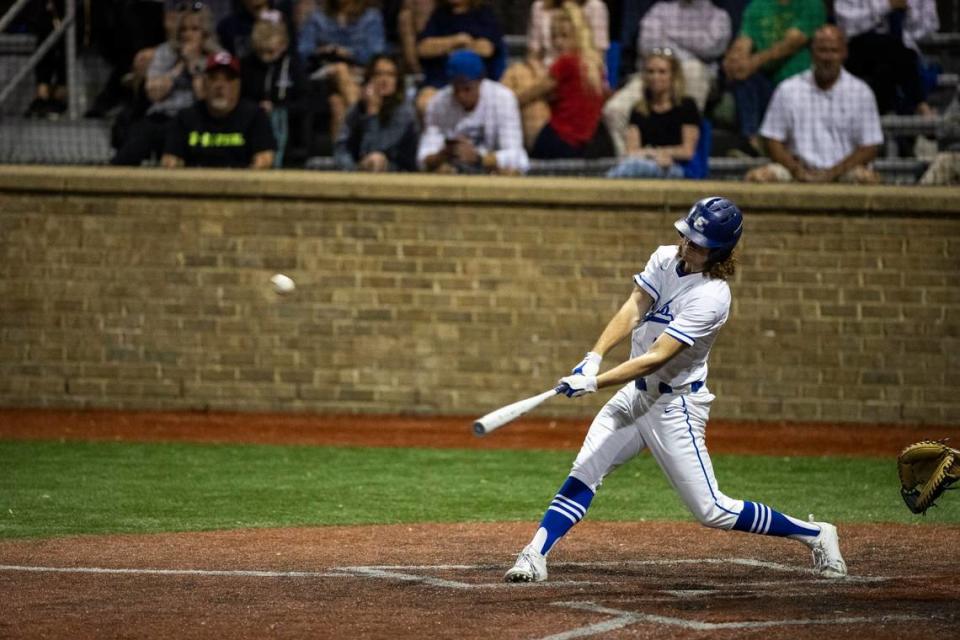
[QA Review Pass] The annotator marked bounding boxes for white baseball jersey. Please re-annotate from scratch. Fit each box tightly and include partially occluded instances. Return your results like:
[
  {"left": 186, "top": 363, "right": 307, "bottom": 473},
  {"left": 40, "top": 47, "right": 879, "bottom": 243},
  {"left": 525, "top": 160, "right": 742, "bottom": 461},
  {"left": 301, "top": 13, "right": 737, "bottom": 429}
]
[{"left": 632, "top": 245, "right": 731, "bottom": 388}]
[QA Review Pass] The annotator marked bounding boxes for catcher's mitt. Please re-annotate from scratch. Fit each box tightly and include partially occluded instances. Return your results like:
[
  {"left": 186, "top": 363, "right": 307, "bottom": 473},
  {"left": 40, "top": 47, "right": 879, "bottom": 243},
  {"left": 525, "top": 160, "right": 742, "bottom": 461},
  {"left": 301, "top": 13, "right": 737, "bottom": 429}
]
[{"left": 897, "top": 440, "right": 960, "bottom": 514}]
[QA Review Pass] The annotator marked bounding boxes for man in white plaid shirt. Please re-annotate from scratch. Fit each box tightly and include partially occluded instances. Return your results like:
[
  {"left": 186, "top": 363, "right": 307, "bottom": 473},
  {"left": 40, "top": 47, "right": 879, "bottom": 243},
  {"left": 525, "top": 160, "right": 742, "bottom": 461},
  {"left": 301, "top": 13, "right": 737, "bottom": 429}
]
[
  {"left": 417, "top": 50, "right": 529, "bottom": 175},
  {"left": 746, "top": 25, "right": 884, "bottom": 184}
]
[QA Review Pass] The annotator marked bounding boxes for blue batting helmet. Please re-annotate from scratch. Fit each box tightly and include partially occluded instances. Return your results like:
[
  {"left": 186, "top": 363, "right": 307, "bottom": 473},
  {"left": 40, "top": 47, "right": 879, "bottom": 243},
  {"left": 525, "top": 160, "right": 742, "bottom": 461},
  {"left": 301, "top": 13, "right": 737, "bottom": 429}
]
[{"left": 674, "top": 196, "right": 743, "bottom": 261}]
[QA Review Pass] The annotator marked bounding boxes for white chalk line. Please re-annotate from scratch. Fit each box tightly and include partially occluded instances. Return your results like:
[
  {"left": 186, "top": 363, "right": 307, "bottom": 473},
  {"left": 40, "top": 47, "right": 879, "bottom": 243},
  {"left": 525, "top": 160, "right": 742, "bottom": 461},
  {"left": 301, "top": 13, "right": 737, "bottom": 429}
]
[
  {"left": 2, "top": 560, "right": 924, "bottom": 637},
  {"left": 0, "top": 557, "right": 888, "bottom": 586},
  {"left": 0, "top": 563, "right": 600, "bottom": 590},
  {"left": 0, "top": 565, "right": 344, "bottom": 578},
  {"left": 541, "top": 601, "right": 928, "bottom": 639}
]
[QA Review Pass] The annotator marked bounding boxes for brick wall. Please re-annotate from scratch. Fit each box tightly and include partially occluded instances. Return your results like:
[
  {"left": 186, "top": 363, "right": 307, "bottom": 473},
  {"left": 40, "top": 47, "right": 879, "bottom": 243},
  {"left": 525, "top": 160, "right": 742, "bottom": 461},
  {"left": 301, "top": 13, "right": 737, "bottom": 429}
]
[{"left": 1, "top": 166, "right": 958, "bottom": 424}]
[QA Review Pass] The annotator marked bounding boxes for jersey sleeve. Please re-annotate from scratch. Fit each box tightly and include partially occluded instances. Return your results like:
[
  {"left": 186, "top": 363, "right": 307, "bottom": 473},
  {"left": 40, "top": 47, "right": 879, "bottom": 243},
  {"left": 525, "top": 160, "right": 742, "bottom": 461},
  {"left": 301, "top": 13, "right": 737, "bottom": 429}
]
[
  {"left": 632, "top": 246, "right": 670, "bottom": 305},
  {"left": 664, "top": 286, "right": 729, "bottom": 346}
]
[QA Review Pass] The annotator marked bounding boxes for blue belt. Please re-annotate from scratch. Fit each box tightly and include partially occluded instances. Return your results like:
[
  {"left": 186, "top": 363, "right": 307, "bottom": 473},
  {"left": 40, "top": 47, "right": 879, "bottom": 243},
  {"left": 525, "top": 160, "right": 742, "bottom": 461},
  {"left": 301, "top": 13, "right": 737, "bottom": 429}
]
[{"left": 635, "top": 378, "right": 704, "bottom": 394}]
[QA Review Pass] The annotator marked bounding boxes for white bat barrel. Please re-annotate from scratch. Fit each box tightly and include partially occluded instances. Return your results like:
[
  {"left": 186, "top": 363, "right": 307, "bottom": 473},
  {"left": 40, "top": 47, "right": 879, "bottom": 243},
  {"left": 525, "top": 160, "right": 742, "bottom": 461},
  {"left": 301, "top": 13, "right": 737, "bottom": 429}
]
[{"left": 472, "top": 388, "right": 560, "bottom": 437}]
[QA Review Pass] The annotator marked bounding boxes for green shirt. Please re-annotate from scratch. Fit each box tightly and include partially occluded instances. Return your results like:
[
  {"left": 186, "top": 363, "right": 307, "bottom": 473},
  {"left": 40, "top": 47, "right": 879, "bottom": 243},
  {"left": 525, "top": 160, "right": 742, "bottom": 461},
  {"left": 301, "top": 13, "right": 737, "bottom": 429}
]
[{"left": 740, "top": 0, "right": 825, "bottom": 84}]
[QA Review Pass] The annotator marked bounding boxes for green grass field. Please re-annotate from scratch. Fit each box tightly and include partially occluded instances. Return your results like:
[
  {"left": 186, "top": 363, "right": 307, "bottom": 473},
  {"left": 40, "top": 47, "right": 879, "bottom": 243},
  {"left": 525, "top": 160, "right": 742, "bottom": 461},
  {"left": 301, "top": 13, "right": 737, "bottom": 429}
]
[{"left": 1, "top": 440, "right": 956, "bottom": 539}]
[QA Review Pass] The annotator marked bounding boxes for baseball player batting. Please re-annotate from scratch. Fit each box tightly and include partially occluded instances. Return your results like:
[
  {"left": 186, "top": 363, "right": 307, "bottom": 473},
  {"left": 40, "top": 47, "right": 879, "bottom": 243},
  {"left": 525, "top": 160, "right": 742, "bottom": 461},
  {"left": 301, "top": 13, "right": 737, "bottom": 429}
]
[{"left": 504, "top": 196, "right": 847, "bottom": 582}]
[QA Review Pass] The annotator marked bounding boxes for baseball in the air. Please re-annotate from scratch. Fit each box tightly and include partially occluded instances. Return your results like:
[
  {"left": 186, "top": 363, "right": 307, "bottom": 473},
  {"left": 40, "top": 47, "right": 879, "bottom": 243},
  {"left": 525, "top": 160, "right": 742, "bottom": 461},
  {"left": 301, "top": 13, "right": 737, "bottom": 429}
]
[{"left": 269, "top": 273, "right": 296, "bottom": 295}]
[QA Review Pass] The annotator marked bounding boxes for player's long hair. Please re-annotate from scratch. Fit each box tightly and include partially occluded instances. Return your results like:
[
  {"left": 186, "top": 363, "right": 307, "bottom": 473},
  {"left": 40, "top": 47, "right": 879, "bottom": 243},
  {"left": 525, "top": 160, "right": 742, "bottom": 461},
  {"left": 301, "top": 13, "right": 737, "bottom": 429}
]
[
  {"left": 707, "top": 249, "right": 738, "bottom": 280},
  {"left": 553, "top": 2, "right": 604, "bottom": 96}
]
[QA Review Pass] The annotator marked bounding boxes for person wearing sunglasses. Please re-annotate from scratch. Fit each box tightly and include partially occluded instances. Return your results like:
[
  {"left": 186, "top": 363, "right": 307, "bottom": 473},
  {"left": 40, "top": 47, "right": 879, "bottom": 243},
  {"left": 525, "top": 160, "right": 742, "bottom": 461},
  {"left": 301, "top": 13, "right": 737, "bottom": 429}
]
[{"left": 602, "top": 0, "right": 730, "bottom": 157}]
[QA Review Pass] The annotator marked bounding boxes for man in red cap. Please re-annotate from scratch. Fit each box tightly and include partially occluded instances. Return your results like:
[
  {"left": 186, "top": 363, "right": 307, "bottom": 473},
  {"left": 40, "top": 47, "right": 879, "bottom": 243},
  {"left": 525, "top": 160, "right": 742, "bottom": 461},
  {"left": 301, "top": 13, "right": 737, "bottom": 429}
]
[{"left": 162, "top": 51, "right": 277, "bottom": 169}]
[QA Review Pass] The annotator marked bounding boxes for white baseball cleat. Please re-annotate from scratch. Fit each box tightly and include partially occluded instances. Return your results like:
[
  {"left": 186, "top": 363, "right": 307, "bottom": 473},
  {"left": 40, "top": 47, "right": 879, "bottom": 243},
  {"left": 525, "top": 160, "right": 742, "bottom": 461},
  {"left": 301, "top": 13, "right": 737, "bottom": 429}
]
[
  {"left": 504, "top": 544, "right": 548, "bottom": 583},
  {"left": 808, "top": 517, "right": 847, "bottom": 578}
]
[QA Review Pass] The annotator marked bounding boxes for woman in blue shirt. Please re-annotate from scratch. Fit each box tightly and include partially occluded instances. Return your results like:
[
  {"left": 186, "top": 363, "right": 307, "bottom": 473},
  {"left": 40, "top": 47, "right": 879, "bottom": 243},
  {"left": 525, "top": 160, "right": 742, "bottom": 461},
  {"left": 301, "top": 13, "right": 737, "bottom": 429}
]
[{"left": 298, "top": 0, "right": 386, "bottom": 139}]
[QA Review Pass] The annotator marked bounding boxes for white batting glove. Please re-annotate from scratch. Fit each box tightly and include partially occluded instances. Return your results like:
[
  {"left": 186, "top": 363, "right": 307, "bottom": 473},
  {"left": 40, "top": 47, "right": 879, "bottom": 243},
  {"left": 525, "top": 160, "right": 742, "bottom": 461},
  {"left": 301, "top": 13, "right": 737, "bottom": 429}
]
[
  {"left": 558, "top": 374, "right": 597, "bottom": 398},
  {"left": 572, "top": 351, "right": 602, "bottom": 377}
]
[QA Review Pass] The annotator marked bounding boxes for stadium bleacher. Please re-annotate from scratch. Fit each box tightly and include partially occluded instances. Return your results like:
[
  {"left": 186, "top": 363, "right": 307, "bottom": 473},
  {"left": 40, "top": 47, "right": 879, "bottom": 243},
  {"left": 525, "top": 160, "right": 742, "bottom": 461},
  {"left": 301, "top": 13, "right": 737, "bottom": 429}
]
[{"left": 0, "top": 1, "right": 957, "bottom": 182}]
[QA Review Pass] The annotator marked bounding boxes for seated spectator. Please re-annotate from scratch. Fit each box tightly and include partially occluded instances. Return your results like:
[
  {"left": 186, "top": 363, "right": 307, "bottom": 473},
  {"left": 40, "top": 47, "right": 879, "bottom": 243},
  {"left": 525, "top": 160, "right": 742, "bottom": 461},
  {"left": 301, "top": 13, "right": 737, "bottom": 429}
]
[
  {"left": 218, "top": 0, "right": 294, "bottom": 58},
  {"left": 604, "top": 0, "right": 729, "bottom": 155},
  {"left": 84, "top": 0, "right": 168, "bottom": 119},
  {"left": 22, "top": 0, "right": 68, "bottom": 118},
  {"left": 334, "top": 54, "right": 419, "bottom": 171},
  {"left": 606, "top": 49, "right": 700, "bottom": 178},
  {"left": 298, "top": 0, "right": 386, "bottom": 140},
  {"left": 745, "top": 25, "right": 883, "bottom": 184},
  {"left": 106, "top": 2, "right": 191, "bottom": 151},
  {"left": 501, "top": 0, "right": 608, "bottom": 147},
  {"left": 240, "top": 10, "right": 307, "bottom": 166},
  {"left": 834, "top": 0, "right": 939, "bottom": 116},
  {"left": 162, "top": 51, "right": 277, "bottom": 168},
  {"left": 515, "top": 3, "right": 608, "bottom": 159},
  {"left": 721, "top": 0, "right": 825, "bottom": 153},
  {"left": 417, "top": 50, "right": 528, "bottom": 174},
  {"left": 920, "top": 87, "right": 960, "bottom": 185},
  {"left": 397, "top": 0, "right": 436, "bottom": 75},
  {"left": 112, "top": 3, "right": 222, "bottom": 165},
  {"left": 414, "top": 0, "right": 505, "bottom": 117}
]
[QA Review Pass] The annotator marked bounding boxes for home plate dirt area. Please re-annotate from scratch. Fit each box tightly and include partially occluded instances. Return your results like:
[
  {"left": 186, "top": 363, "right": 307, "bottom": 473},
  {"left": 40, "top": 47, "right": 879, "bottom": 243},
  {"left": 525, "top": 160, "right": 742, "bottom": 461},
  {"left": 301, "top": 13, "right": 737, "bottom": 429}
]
[{"left": 1, "top": 521, "right": 958, "bottom": 640}]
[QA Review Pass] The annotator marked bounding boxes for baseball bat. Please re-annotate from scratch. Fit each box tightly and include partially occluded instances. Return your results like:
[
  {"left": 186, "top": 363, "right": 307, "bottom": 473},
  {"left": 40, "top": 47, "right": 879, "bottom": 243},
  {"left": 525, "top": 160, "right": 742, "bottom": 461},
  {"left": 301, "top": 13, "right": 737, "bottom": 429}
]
[{"left": 472, "top": 387, "right": 562, "bottom": 437}]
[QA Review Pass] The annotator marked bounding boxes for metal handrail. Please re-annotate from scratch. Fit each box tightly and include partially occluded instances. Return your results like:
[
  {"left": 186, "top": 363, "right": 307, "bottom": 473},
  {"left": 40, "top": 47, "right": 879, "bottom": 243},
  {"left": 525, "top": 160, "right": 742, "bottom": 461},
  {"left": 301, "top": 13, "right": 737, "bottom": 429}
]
[
  {"left": 0, "top": 0, "right": 78, "bottom": 120},
  {"left": 0, "top": 0, "right": 32, "bottom": 34}
]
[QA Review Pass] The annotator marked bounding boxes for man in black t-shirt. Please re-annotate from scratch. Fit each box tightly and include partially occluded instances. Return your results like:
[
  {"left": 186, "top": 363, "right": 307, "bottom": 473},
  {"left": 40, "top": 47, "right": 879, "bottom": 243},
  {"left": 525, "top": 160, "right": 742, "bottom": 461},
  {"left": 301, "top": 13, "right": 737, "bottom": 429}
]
[{"left": 162, "top": 51, "right": 277, "bottom": 169}]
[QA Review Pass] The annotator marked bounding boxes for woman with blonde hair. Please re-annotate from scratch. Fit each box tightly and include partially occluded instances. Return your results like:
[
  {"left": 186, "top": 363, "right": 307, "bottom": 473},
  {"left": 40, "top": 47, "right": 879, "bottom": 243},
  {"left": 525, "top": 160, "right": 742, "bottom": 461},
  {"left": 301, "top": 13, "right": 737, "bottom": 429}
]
[
  {"left": 516, "top": 2, "right": 608, "bottom": 159},
  {"left": 606, "top": 48, "right": 700, "bottom": 178},
  {"left": 501, "top": 0, "right": 608, "bottom": 147},
  {"left": 112, "top": 2, "right": 222, "bottom": 165}
]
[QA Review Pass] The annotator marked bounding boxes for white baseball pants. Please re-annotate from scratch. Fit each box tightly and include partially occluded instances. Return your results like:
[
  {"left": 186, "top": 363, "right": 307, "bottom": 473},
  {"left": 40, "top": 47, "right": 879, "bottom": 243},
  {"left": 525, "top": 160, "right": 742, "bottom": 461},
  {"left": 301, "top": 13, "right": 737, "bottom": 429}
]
[{"left": 569, "top": 382, "right": 743, "bottom": 529}]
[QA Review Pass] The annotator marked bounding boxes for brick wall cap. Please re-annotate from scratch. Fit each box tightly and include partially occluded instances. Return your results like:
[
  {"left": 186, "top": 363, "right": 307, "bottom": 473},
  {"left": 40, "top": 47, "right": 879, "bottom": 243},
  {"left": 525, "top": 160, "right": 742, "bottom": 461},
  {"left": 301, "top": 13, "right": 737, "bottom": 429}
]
[{"left": 1, "top": 165, "right": 958, "bottom": 215}]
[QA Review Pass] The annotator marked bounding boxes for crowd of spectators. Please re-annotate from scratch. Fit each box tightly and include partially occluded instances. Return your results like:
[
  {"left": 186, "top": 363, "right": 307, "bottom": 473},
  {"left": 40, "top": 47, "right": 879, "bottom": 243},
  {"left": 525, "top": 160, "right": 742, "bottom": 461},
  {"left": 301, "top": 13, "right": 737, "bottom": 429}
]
[{"left": 8, "top": 0, "right": 955, "bottom": 182}]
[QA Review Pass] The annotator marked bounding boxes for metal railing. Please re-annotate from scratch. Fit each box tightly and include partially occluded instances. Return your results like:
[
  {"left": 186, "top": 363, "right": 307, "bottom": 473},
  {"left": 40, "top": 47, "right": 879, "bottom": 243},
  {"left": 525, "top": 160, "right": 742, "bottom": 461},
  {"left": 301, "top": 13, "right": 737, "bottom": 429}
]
[{"left": 0, "top": 0, "right": 79, "bottom": 119}]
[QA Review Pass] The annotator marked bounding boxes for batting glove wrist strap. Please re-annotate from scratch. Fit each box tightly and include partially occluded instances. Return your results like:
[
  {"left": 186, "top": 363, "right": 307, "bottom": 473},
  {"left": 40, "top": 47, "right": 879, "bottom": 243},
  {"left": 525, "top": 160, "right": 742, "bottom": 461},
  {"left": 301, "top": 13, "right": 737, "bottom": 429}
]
[
  {"left": 572, "top": 352, "right": 603, "bottom": 377},
  {"left": 558, "top": 374, "right": 598, "bottom": 398}
]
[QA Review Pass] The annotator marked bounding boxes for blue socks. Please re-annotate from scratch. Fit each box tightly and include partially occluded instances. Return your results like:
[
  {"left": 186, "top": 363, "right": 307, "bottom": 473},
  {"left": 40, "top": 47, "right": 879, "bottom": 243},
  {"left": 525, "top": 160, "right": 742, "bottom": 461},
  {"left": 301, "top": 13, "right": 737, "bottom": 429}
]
[
  {"left": 532, "top": 476, "right": 595, "bottom": 555},
  {"left": 733, "top": 501, "right": 820, "bottom": 540}
]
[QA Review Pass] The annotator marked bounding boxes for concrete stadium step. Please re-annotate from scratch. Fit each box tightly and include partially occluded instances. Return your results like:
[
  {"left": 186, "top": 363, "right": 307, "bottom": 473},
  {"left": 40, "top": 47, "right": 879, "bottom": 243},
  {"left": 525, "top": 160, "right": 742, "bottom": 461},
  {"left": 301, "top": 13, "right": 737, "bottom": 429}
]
[
  {"left": 918, "top": 32, "right": 960, "bottom": 48},
  {"left": 880, "top": 114, "right": 945, "bottom": 136},
  {"left": 0, "top": 33, "right": 35, "bottom": 55},
  {"left": 0, "top": 117, "right": 112, "bottom": 164}
]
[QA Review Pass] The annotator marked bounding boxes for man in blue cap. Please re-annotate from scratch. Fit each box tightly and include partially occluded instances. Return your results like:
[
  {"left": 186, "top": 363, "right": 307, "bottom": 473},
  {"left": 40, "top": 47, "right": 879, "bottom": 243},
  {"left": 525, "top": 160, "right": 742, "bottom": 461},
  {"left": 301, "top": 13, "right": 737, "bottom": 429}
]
[{"left": 416, "top": 50, "right": 528, "bottom": 175}]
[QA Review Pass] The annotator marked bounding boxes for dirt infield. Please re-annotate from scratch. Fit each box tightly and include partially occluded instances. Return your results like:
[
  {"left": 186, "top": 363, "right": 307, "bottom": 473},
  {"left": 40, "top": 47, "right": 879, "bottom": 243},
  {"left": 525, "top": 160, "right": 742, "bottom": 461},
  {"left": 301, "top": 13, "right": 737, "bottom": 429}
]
[
  {"left": 2, "top": 409, "right": 959, "bottom": 639},
  {"left": 1, "top": 522, "right": 958, "bottom": 639}
]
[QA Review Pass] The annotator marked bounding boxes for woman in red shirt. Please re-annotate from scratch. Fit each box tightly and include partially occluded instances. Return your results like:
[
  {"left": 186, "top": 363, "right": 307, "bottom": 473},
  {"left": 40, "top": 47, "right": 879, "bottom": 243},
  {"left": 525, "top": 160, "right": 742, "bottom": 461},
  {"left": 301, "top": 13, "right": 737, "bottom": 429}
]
[{"left": 516, "top": 2, "right": 608, "bottom": 159}]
